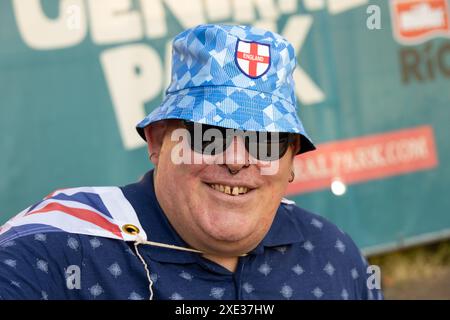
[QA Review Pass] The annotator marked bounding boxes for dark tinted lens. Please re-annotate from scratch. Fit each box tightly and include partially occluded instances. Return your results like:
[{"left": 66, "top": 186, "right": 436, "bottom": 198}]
[
  {"left": 184, "top": 121, "right": 230, "bottom": 155},
  {"left": 202, "top": 133, "right": 227, "bottom": 156},
  {"left": 184, "top": 121, "right": 293, "bottom": 160},
  {"left": 246, "top": 132, "right": 291, "bottom": 161}
]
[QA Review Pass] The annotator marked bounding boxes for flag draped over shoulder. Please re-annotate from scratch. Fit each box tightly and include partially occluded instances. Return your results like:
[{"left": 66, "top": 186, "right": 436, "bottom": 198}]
[{"left": 0, "top": 187, "right": 146, "bottom": 245}]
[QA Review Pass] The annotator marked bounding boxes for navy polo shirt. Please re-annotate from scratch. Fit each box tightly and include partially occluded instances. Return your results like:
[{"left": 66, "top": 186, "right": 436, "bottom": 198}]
[{"left": 0, "top": 170, "right": 382, "bottom": 300}]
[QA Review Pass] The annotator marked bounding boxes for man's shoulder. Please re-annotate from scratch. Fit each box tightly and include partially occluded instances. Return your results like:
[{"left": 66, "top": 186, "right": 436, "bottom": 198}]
[
  {"left": 279, "top": 200, "right": 382, "bottom": 300},
  {"left": 0, "top": 229, "right": 126, "bottom": 258},
  {"left": 0, "top": 229, "right": 83, "bottom": 255},
  {"left": 280, "top": 199, "right": 367, "bottom": 264},
  {"left": 280, "top": 199, "right": 347, "bottom": 237}
]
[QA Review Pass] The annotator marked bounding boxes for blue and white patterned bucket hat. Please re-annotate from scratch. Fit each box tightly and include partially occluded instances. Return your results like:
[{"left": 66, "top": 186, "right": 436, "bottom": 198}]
[{"left": 136, "top": 24, "right": 315, "bottom": 154}]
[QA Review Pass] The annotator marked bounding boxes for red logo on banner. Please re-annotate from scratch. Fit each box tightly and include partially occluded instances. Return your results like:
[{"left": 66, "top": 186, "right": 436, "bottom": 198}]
[
  {"left": 286, "top": 126, "right": 438, "bottom": 195},
  {"left": 235, "top": 40, "right": 270, "bottom": 78},
  {"left": 391, "top": 0, "right": 450, "bottom": 44}
]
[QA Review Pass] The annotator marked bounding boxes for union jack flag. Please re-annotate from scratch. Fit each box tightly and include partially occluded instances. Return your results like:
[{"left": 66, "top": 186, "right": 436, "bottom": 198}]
[{"left": 0, "top": 187, "right": 146, "bottom": 246}]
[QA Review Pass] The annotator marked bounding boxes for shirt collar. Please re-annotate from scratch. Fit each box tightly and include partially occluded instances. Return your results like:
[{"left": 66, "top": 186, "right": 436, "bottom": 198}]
[
  {"left": 250, "top": 199, "right": 305, "bottom": 255},
  {"left": 121, "top": 170, "right": 304, "bottom": 263}
]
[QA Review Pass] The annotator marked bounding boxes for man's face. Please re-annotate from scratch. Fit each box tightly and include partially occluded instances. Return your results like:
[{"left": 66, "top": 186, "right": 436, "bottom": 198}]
[{"left": 146, "top": 120, "right": 298, "bottom": 256}]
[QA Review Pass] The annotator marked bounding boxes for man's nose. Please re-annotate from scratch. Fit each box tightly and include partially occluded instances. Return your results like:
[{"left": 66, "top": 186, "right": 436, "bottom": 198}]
[{"left": 223, "top": 136, "right": 249, "bottom": 172}]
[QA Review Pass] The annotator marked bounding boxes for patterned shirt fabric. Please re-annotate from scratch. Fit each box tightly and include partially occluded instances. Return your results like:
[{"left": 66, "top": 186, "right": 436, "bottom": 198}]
[{"left": 0, "top": 170, "right": 382, "bottom": 300}]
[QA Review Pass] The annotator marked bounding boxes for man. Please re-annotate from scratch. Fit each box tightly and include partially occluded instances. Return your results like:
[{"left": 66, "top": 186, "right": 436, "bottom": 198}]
[{"left": 0, "top": 24, "right": 382, "bottom": 300}]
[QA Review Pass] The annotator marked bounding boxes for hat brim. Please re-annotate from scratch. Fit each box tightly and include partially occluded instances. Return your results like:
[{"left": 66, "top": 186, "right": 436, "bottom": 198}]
[{"left": 136, "top": 86, "right": 316, "bottom": 155}]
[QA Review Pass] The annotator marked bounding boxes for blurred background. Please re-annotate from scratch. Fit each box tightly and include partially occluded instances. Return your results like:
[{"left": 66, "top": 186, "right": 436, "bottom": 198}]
[{"left": 0, "top": 0, "right": 449, "bottom": 299}]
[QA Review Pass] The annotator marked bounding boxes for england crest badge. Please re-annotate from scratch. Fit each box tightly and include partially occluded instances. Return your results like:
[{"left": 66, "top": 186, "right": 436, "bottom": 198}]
[{"left": 235, "top": 40, "right": 271, "bottom": 78}]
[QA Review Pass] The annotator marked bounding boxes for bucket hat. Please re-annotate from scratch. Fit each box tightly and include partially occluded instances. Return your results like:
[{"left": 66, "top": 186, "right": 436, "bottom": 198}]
[{"left": 136, "top": 24, "right": 315, "bottom": 154}]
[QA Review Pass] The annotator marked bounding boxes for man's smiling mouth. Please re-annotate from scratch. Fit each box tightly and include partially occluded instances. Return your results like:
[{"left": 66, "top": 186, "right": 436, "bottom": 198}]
[{"left": 207, "top": 183, "right": 251, "bottom": 196}]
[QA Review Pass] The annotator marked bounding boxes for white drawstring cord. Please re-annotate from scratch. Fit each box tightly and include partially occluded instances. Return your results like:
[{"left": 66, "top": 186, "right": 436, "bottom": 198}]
[
  {"left": 133, "top": 235, "right": 206, "bottom": 300},
  {"left": 132, "top": 234, "right": 248, "bottom": 300},
  {"left": 134, "top": 236, "right": 154, "bottom": 300},
  {"left": 135, "top": 236, "right": 204, "bottom": 254}
]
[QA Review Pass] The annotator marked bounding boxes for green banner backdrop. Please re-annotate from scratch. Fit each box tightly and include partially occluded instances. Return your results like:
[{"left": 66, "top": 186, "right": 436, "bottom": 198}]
[{"left": 1, "top": 0, "right": 449, "bottom": 254}]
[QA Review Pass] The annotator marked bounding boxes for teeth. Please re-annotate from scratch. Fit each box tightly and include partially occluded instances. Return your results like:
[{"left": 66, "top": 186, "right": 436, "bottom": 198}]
[{"left": 209, "top": 184, "right": 250, "bottom": 196}]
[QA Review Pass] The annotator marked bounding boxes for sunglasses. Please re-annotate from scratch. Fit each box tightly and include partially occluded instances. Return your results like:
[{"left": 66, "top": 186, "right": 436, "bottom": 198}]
[{"left": 182, "top": 121, "right": 296, "bottom": 161}]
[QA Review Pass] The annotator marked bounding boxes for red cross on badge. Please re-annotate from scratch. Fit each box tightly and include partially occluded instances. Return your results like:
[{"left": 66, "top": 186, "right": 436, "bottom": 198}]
[{"left": 235, "top": 40, "right": 271, "bottom": 78}]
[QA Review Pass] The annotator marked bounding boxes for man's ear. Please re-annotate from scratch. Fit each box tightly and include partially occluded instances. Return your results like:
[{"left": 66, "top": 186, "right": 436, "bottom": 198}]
[
  {"left": 291, "top": 135, "right": 301, "bottom": 157},
  {"left": 144, "top": 121, "right": 168, "bottom": 166}
]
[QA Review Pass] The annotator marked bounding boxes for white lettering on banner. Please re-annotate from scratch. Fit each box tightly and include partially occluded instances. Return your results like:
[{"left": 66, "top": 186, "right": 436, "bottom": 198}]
[
  {"left": 11, "top": 0, "right": 369, "bottom": 150},
  {"left": 295, "top": 154, "right": 331, "bottom": 180},
  {"left": 232, "top": 0, "right": 280, "bottom": 23},
  {"left": 294, "top": 136, "right": 431, "bottom": 181},
  {"left": 304, "top": 0, "right": 326, "bottom": 11},
  {"left": 12, "top": 0, "right": 86, "bottom": 49},
  {"left": 287, "top": 126, "right": 437, "bottom": 194},
  {"left": 327, "top": 0, "right": 368, "bottom": 15},
  {"left": 282, "top": 15, "right": 326, "bottom": 105},
  {"left": 385, "top": 137, "right": 429, "bottom": 163},
  {"left": 100, "top": 44, "right": 163, "bottom": 149},
  {"left": 205, "top": 0, "right": 232, "bottom": 21},
  {"left": 11, "top": 0, "right": 369, "bottom": 47},
  {"left": 66, "top": 4, "right": 82, "bottom": 30},
  {"left": 140, "top": 0, "right": 167, "bottom": 38},
  {"left": 143, "top": 0, "right": 214, "bottom": 35},
  {"left": 279, "top": 0, "right": 298, "bottom": 14},
  {"left": 252, "top": 20, "right": 277, "bottom": 33},
  {"left": 164, "top": 0, "right": 206, "bottom": 28},
  {"left": 88, "top": 0, "right": 143, "bottom": 45},
  {"left": 331, "top": 144, "right": 387, "bottom": 172}
]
